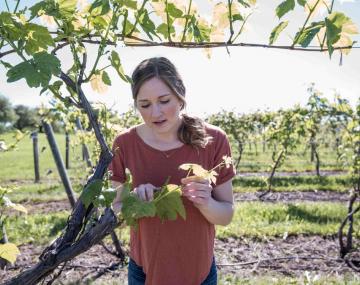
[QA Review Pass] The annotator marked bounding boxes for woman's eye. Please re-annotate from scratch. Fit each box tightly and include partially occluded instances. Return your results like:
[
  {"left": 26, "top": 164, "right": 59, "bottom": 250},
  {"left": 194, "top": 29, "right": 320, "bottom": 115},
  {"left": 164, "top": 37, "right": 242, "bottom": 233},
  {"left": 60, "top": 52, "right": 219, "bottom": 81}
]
[
  {"left": 160, "top": 100, "right": 170, "bottom": 104},
  {"left": 141, "top": 104, "right": 150, "bottom": 109}
]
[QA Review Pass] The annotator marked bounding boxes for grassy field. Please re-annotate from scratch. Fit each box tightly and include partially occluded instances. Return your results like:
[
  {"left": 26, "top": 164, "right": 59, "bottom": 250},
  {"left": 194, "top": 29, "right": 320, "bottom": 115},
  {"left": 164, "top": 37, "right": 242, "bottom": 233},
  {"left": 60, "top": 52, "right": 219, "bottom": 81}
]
[{"left": 0, "top": 131, "right": 91, "bottom": 182}]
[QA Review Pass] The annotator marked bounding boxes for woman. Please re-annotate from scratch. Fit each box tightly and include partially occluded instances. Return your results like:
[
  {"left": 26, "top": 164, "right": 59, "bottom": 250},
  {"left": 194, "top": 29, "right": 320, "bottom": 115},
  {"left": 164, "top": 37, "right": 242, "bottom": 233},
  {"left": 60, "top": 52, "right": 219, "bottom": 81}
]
[{"left": 109, "top": 57, "right": 235, "bottom": 285}]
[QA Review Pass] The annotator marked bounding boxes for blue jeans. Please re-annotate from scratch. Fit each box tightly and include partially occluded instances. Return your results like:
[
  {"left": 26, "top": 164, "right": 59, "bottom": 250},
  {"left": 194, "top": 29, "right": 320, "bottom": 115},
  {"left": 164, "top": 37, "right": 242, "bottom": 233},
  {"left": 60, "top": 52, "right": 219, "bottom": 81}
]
[{"left": 128, "top": 257, "right": 217, "bottom": 285}]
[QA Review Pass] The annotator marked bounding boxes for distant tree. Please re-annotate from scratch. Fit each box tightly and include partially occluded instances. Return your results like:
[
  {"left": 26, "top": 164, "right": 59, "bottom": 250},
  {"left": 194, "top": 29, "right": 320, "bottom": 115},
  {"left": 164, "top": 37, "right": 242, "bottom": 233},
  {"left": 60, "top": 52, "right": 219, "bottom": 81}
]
[
  {"left": 0, "top": 95, "right": 16, "bottom": 133},
  {"left": 13, "top": 105, "right": 39, "bottom": 131}
]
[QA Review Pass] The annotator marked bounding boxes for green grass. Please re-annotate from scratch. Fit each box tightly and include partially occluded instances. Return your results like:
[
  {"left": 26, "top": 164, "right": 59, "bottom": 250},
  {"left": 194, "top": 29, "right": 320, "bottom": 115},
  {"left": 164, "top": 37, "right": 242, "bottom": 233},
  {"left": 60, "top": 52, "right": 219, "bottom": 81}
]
[
  {"left": 217, "top": 201, "right": 360, "bottom": 239},
  {"left": 6, "top": 201, "right": 359, "bottom": 246},
  {"left": 6, "top": 182, "right": 83, "bottom": 203},
  {"left": 6, "top": 211, "right": 70, "bottom": 245},
  {"left": 233, "top": 175, "right": 352, "bottom": 193},
  {"left": 0, "top": 131, "right": 91, "bottom": 182}
]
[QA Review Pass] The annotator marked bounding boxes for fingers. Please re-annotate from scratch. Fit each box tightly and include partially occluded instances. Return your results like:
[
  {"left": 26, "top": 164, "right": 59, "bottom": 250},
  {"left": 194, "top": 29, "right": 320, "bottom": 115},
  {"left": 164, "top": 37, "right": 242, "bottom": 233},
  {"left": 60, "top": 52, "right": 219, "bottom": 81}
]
[
  {"left": 181, "top": 175, "right": 208, "bottom": 185},
  {"left": 134, "top": 184, "right": 156, "bottom": 202},
  {"left": 181, "top": 179, "right": 213, "bottom": 207}
]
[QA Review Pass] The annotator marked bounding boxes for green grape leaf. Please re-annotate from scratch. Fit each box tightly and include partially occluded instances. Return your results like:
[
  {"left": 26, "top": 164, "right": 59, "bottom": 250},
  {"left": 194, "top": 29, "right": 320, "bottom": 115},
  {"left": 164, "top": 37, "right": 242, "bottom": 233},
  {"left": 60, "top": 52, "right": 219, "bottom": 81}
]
[
  {"left": 0, "top": 60, "right": 12, "bottom": 69},
  {"left": 192, "top": 17, "right": 211, "bottom": 42},
  {"left": 0, "top": 12, "right": 26, "bottom": 42},
  {"left": 295, "top": 21, "right": 324, "bottom": 47},
  {"left": 0, "top": 243, "right": 20, "bottom": 264},
  {"left": 156, "top": 23, "right": 175, "bottom": 40},
  {"left": 58, "top": 0, "right": 78, "bottom": 18},
  {"left": 115, "top": 0, "right": 137, "bottom": 9},
  {"left": 138, "top": 9, "right": 159, "bottom": 41},
  {"left": 297, "top": 0, "right": 307, "bottom": 6},
  {"left": 90, "top": 0, "right": 111, "bottom": 16},
  {"left": 24, "top": 23, "right": 55, "bottom": 55},
  {"left": 80, "top": 179, "right": 104, "bottom": 207},
  {"left": 232, "top": 13, "right": 244, "bottom": 22},
  {"left": 110, "top": 51, "right": 131, "bottom": 83},
  {"left": 102, "top": 70, "right": 112, "bottom": 86},
  {"left": 7, "top": 52, "right": 61, "bottom": 88},
  {"left": 121, "top": 193, "right": 156, "bottom": 228},
  {"left": 237, "top": 0, "right": 251, "bottom": 8},
  {"left": 29, "top": 1, "right": 49, "bottom": 19},
  {"left": 276, "top": 0, "right": 295, "bottom": 19},
  {"left": 325, "top": 12, "right": 351, "bottom": 57},
  {"left": 102, "top": 187, "right": 117, "bottom": 207},
  {"left": 154, "top": 184, "right": 186, "bottom": 222},
  {"left": 167, "top": 3, "right": 183, "bottom": 18},
  {"left": 269, "top": 21, "right": 288, "bottom": 45}
]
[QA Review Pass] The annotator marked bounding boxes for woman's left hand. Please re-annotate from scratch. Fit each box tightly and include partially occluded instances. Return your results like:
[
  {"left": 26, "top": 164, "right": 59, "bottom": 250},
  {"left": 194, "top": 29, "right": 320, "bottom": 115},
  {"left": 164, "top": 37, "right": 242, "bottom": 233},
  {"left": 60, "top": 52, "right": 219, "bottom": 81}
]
[{"left": 181, "top": 176, "right": 213, "bottom": 208}]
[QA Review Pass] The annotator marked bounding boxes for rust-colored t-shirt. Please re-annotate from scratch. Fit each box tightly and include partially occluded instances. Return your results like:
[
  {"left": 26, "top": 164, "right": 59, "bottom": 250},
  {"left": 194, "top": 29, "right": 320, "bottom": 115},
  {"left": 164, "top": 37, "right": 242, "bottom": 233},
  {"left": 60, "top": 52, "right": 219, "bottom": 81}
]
[{"left": 109, "top": 124, "right": 236, "bottom": 285}]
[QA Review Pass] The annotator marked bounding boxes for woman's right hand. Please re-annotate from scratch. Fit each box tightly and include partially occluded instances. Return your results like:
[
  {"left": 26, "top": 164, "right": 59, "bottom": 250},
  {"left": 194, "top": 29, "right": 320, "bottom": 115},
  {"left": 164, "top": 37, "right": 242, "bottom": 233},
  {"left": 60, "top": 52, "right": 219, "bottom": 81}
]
[{"left": 134, "top": 183, "right": 157, "bottom": 202}]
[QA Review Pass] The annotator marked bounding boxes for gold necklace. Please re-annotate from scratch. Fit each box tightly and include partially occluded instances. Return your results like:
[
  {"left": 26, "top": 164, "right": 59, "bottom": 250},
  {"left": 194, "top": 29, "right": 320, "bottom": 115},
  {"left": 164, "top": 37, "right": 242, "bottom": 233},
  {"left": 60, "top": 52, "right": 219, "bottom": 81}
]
[{"left": 161, "top": 148, "right": 180, "bottom": 159}]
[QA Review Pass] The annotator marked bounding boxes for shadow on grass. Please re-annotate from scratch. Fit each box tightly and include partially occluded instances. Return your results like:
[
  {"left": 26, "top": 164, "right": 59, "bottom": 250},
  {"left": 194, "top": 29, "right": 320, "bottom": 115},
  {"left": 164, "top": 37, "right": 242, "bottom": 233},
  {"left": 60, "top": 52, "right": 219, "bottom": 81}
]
[{"left": 286, "top": 204, "right": 343, "bottom": 224}]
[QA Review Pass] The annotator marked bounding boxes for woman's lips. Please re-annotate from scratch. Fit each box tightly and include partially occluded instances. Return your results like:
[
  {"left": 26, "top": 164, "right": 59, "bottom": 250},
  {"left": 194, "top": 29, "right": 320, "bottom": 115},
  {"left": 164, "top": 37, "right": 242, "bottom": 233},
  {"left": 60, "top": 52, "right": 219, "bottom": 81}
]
[{"left": 153, "top": 119, "right": 167, "bottom": 126}]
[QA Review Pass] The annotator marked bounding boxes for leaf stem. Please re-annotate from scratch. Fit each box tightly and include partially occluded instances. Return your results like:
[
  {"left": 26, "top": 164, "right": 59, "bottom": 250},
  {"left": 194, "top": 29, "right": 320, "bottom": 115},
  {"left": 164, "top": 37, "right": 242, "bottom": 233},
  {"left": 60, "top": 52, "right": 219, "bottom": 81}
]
[
  {"left": 181, "top": 0, "right": 193, "bottom": 43},
  {"left": 227, "top": 0, "right": 234, "bottom": 43},
  {"left": 165, "top": 0, "right": 172, "bottom": 42},
  {"left": 85, "top": 6, "right": 120, "bottom": 82}
]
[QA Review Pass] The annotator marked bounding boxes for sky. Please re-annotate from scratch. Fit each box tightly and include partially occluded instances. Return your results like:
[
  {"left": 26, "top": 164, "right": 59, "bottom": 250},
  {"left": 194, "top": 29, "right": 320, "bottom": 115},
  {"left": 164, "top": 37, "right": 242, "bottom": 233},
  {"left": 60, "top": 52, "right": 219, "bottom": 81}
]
[{"left": 0, "top": 0, "right": 359, "bottom": 118}]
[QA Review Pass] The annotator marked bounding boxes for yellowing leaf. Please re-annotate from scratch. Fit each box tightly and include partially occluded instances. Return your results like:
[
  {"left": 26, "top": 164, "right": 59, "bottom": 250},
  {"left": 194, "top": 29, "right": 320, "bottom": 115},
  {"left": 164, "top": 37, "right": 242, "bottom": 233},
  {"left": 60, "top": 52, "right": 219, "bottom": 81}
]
[
  {"left": 9, "top": 203, "right": 28, "bottom": 214},
  {"left": 0, "top": 243, "right": 20, "bottom": 264},
  {"left": 333, "top": 19, "right": 358, "bottom": 55},
  {"left": 222, "top": 155, "right": 233, "bottom": 168},
  {"left": 212, "top": 2, "right": 229, "bottom": 29},
  {"left": 151, "top": 1, "right": 167, "bottom": 22},
  {"left": 204, "top": 170, "right": 218, "bottom": 184},
  {"left": 14, "top": 130, "right": 24, "bottom": 141},
  {"left": 72, "top": 14, "right": 88, "bottom": 30},
  {"left": 90, "top": 71, "right": 108, "bottom": 94},
  {"left": 39, "top": 15, "right": 56, "bottom": 27},
  {"left": 210, "top": 29, "right": 225, "bottom": 42},
  {"left": 3, "top": 196, "right": 28, "bottom": 214},
  {"left": 0, "top": 141, "right": 8, "bottom": 151},
  {"left": 78, "top": 0, "right": 90, "bottom": 11}
]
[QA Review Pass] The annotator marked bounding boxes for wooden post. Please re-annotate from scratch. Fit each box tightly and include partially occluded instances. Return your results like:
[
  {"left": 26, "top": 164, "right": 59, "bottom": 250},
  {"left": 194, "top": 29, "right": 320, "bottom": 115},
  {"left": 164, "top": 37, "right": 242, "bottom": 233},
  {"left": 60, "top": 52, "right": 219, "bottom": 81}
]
[
  {"left": 31, "top": 131, "right": 40, "bottom": 183},
  {"left": 75, "top": 117, "right": 92, "bottom": 168},
  {"left": 42, "top": 121, "right": 76, "bottom": 208},
  {"left": 65, "top": 132, "right": 70, "bottom": 169}
]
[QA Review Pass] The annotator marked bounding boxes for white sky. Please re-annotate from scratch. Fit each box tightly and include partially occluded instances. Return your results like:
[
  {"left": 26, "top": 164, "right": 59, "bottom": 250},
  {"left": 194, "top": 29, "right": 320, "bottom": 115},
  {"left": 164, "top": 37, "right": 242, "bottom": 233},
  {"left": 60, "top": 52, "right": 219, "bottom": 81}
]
[{"left": 0, "top": 0, "right": 359, "bottom": 118}]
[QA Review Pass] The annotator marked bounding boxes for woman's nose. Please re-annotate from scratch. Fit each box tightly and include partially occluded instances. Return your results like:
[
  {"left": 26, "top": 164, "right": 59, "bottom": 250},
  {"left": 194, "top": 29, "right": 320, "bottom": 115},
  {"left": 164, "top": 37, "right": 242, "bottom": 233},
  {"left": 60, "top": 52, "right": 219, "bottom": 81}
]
[{"left": 151, "top": 103, "right": 162, "bottom": 117}]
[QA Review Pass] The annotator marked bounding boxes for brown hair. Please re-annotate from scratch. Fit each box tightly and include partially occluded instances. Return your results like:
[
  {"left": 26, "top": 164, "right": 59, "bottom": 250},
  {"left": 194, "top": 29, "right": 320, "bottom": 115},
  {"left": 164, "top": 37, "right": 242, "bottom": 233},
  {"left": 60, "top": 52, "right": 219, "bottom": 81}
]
[{"left": 131, "top": 57, "right": 212, "bottom": 148}]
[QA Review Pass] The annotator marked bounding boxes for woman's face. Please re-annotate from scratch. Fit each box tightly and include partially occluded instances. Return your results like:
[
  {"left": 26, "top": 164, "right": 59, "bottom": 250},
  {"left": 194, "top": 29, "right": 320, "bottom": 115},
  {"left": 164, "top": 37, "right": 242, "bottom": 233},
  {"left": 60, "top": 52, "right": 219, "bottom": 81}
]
[{"left": 136, "top": 77, "right": 183, "bottom": 136}]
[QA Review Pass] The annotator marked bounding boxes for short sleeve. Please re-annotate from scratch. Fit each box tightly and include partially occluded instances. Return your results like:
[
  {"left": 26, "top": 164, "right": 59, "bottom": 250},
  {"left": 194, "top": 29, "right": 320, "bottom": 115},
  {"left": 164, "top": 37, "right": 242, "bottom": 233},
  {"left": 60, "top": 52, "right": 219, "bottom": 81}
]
[
  {"left": 212, "top": 129, "right": 236, "bottom": 186},
  {"left": 108, "top": 136, "right": 127, "bottom": 183}
]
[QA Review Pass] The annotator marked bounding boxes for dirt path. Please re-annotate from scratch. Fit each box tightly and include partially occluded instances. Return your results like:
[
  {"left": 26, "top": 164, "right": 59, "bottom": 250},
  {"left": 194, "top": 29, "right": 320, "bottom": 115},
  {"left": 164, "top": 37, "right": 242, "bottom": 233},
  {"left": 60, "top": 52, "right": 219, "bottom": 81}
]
[
  {"left": 1, "top": 236, "right": 357, "bottom": 284},
  {"left": 234, "top": 191, "right": 351, "bottom": 203},
  {"left": 238, "top": 170, "right": 347, "bottom": 177},
  {"left": 23, "top": 199, "right": 72, "bottom": 214}
]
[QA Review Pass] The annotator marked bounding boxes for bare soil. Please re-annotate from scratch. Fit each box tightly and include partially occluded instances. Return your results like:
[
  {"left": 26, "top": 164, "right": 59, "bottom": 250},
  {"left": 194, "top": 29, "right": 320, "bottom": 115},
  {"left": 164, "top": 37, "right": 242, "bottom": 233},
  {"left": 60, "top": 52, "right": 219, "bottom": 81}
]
[
  {"left": 238, "top": 170, "right": 347, "bottom": 177},
  {"left": 234, "top": 191, "right": 351, "bottom": 203},
  {"left": 1, "top": 236, "right": 358, "bottom": 284}
]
